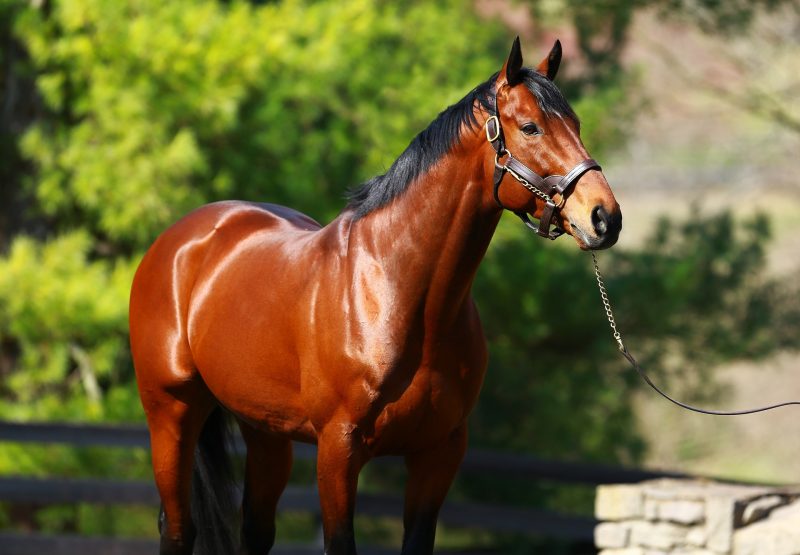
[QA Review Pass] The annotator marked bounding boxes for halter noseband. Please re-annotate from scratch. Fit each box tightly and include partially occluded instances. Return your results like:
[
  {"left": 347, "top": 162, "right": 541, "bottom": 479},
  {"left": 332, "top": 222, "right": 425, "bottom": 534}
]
[{"left": 485, "top": 106, "right": 601, "bottom": 240}]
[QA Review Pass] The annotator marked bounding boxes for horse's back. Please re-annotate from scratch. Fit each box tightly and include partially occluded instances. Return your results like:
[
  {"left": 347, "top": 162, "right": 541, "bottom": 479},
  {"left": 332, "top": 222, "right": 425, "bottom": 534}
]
[
  {"left": 131, "top": 201, "right": 320, "bottom": 308},
  {"left": 162, "top": 201, "right": 321, "bottom": 244}
]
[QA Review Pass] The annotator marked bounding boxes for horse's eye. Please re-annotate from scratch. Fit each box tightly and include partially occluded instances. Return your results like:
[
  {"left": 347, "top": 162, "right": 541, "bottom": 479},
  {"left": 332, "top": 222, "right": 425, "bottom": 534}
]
[{"left": 521, "top": 123, "right": 541, "bottom": 136}]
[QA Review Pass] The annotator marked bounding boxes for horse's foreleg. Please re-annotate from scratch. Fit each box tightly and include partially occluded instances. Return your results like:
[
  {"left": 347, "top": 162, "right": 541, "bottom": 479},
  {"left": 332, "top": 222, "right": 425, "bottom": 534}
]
[
  {"left": 237, "top": 421, "right": 293, "bottom": 555},
  {"left": 401, "top": 425, "right": 468, "bottom": 555},
  {"left": 316, "top": 422, "right": 369, "bottom": 555},
  {"left": 146, "top": 388, "right": 215, "bottom": 555}
]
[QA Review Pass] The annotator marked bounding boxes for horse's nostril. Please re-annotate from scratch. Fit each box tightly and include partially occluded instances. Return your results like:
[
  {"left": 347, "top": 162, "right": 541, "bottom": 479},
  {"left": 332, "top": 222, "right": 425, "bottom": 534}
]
[{"left": 592, "top": 205, "right": 609, "bottom": 236}]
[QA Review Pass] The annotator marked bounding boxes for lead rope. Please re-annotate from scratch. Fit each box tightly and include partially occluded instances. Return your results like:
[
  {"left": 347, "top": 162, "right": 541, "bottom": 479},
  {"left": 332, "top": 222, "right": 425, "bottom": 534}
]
[{"left": 591, "top": 252, "right": 800, "bottom": 415}]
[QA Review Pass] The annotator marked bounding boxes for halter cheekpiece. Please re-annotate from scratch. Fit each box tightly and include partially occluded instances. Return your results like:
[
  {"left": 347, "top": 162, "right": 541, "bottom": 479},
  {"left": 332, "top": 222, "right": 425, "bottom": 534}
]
[{"left": 486, "top": 101, "right": 601, "bottom": 240}]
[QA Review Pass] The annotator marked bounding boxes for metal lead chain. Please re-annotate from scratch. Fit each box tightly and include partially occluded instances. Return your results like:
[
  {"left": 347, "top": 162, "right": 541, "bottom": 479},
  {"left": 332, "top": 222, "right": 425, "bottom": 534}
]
[
  {"left": 520, "top": 179, "right": 553, "bottom": 204},
  {"left": 591, "top": 252, "right": 624, "bottom": 352},
  {"left": 590, "top": 252, "right": 800, "bottom": 416}
]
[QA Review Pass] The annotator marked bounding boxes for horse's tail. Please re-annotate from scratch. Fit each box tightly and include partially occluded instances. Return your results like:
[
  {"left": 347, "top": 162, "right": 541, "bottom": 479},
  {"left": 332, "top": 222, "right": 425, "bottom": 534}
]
[{"left": 191, "top": 406, "right": 238, "bottom": 554}]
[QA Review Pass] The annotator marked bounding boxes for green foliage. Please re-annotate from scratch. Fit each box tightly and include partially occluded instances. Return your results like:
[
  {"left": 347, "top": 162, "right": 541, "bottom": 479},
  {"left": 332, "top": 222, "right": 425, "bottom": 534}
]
[
  {"left": 471, "top": 208, "right": 794, "bottom": 464},
  {"left": 0, "top": 0, "right": 513, "bottom": 539},
  {"left": 17, "top": 0, "right": 507, "bottom": 248},
  {"left": 1, "top": 0, "right": 510, "bottom": 421},
  {"left": 615, "top": 210, "right": 778, "bottom": 362},
  {"left": 37, "top": 504, "right": 156, "bottom": 538},
  {"left": 0, "top": 232, "right": 135, "bottom": 419},
  {"left": 472, "top": 219, "right": 645, "bottom": 464}
]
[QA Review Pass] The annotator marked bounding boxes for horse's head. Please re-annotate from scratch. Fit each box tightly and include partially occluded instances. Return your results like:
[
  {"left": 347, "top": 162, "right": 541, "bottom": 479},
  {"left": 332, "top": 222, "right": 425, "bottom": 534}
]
[{"left": 487, "top": 38, "right": 621, "bottom": 250}]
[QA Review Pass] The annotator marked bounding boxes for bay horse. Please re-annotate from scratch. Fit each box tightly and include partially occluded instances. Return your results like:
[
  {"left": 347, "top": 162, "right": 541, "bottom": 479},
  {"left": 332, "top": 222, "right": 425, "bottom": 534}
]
[{"left": 130, "top": 38, "right": 621, "bottom": 555}]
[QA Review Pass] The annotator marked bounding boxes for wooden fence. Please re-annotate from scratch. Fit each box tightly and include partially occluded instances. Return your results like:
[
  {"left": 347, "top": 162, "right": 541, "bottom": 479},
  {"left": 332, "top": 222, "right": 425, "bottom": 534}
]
[{"left": 0, "top": 421, "right": 690, "bottom": 554}]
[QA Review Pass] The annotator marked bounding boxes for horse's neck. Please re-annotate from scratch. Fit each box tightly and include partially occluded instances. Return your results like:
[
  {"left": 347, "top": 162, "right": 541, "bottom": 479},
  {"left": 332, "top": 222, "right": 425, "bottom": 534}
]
[{"left": 349, "top": 141, "right": 500, "bottom": 331}]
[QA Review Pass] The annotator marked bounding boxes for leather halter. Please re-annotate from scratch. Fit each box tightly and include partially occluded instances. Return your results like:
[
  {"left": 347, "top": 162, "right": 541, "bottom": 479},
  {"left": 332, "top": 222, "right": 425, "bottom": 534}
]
[{"left": 485, "top": 107, "right": 601, "bottom": 240}]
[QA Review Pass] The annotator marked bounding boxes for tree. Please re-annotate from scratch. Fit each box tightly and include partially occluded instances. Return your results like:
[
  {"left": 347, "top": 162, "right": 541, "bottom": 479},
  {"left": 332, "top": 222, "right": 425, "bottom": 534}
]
[{"left": 0, "top": 0, "right": 509, "bottom": 419}]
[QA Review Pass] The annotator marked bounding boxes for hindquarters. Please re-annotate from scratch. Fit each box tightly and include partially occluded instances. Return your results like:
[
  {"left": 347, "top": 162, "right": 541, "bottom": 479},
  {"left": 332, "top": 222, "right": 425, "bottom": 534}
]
[
  {"left": 130, "top": 200, "right": 321, "bottom": 397},
  {"left": 129, "top": 203, "right": 239, "bottom": 553},
  {"left": 129, "top": 201, "right": 321, "bottom": 553},
  {"left": 130, "top": 203, "right": 232, "bottom": 393}
]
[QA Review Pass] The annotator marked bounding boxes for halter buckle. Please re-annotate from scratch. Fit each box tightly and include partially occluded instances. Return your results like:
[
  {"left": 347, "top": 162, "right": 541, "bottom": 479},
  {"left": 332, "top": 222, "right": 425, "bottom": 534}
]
[
  {"left": 485, "top": 116, "right": 501, "bottom": 143},
  {"left": 494, "top": 149, "right": 512, "bottom": 171}
]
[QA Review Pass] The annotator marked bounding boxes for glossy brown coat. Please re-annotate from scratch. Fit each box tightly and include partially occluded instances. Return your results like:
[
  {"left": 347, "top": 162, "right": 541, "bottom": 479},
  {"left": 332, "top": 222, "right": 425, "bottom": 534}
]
[{"left": 130, "top": 40, "right": 621, "bottom": 555}]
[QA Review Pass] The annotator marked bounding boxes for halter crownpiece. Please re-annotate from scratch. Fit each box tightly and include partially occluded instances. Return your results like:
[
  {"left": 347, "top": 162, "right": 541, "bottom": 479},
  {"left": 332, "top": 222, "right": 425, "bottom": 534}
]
[{"left": 486, "top": 108, "right": 601, "bottom": 239}]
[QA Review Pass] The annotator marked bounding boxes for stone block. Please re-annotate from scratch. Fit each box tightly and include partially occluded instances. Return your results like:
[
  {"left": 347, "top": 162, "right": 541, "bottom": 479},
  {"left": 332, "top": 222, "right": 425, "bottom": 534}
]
[
  {"left": 685, "top": 524, "right": 708, "bottom": 547},
  {"left": 597, "top": 484, "right": 645, "bottom": 520},
  {"left": 595, "top": 522, "right": 631, "bottom": 548},
  {"left": 629, "top": 520, "right": 689, "bottom": 550},
  {"left": 643, "top": 479, "right": 706, "bottom": 502},
  {"left": 659, "top": 500, "right": 705, "bottom": 524},
  {"left": 705, "top": 494, "right": 735, "bottom": 553},
  {"left": 644, "top": 498, "right": 659, "bottom": 520}
]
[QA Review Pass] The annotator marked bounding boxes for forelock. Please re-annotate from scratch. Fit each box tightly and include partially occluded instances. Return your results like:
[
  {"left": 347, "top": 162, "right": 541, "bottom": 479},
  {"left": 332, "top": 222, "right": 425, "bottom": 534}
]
[{"left": 519, "top": 68, "right": 578, "bottom": 123}]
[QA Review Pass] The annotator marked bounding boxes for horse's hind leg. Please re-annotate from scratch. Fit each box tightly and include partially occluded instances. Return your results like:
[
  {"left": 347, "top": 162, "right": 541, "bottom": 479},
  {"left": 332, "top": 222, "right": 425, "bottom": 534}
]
[
  {"left": 401, "top": 425, "right": 468, "bottom": 555},
  {"left": 143, "top": 381, "right": 215, "bottom": 555},
  {"left": 237, "top": 421, "right": 293, "bottom": 555}
]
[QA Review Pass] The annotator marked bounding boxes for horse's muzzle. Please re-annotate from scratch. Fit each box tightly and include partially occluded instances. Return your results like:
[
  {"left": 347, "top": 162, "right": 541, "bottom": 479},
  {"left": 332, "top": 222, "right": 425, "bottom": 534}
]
[{"left": 587, "top": 204, "right": 622, "bottom": 250}]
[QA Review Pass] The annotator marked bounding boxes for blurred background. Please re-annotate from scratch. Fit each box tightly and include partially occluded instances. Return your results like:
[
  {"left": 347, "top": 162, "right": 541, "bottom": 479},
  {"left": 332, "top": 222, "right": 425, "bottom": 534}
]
[{"left": 0, "top": 0, "right": 798, "bottom": 553}]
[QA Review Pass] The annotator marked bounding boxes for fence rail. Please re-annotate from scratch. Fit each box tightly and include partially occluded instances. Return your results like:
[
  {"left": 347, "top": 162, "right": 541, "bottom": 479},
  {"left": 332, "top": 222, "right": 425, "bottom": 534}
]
[
  {"left": 0, "top": 420, "right": 690, "bottom": 553},
  {"left": 0, "top": 420, "right": 690, "bottom": 483}
]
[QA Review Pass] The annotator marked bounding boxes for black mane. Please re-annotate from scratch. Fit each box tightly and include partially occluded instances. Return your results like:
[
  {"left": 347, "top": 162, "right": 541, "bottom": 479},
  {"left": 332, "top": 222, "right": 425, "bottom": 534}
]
[{"left": 346, "top": 68, "right": 577, "bottom": 218}]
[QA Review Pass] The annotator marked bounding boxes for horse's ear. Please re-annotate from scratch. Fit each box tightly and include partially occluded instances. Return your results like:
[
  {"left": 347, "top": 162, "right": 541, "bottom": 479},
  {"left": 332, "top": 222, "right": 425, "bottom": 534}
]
[
  {"left": 501, "top": 36, "right": 524, "bottom": 87},
  {"left": 536, "top": 39, "right": 562, "bottom": 81}
]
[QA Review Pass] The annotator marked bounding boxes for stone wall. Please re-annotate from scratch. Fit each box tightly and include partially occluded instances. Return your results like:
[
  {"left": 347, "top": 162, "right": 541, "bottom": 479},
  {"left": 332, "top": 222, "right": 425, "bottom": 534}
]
[{"left": 595, "top": 479, "right": 800, "bottom": 555}]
